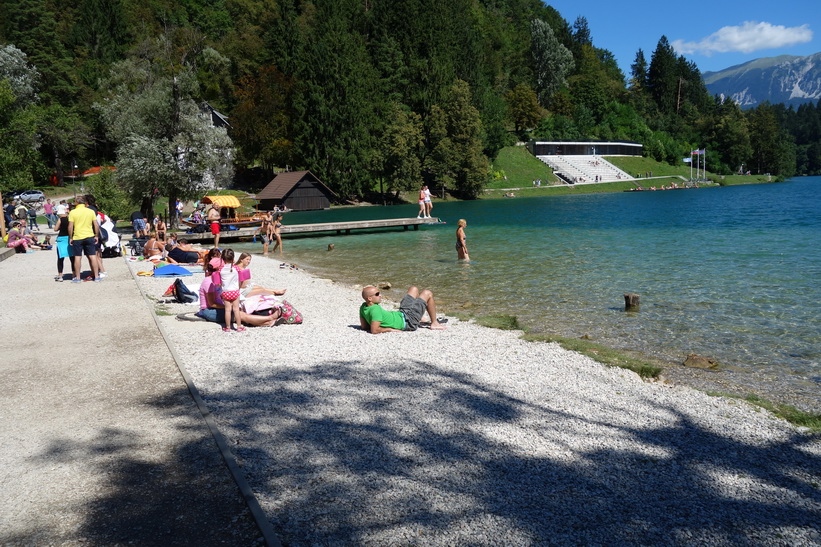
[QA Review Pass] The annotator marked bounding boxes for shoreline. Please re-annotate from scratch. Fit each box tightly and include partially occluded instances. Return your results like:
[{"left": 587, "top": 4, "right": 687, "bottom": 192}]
[
  {"left": 128, "top": 250, "right": 820, "bottom": 544},
  {"left": 255, "top": 247, "right": 821, "bottom": 417}
]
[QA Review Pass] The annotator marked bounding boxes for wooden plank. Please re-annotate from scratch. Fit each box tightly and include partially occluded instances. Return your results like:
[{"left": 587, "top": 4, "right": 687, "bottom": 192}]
[{"left": 174, "top": 217, "right": 442, "bottom": 242}]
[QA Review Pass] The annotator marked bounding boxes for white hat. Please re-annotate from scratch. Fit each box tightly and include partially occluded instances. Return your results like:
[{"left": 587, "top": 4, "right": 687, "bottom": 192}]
[{"left": 56, "top": 205, "right": 67, "bottom": 215}]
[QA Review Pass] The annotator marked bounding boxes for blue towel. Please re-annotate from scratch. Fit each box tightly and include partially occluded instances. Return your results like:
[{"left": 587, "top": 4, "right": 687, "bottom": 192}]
[{"left": 153, "top": 264, "right": 193, "bottom": 277}]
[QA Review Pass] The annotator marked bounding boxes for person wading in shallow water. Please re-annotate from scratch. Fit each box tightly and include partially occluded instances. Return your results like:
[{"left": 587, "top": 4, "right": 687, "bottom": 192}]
[{"left": 359, "top": 285, "right": 447, "bottom": 333}]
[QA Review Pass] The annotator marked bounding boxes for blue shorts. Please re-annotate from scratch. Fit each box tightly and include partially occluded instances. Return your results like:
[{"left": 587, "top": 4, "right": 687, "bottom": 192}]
[
  {"left": 196, "top": 308, "right": 226, "bottom": 325},
  {"left": 133, "top": 218, "right": 146, "bottom": 232},
  {"left": 71, "top": 236, "right": 97, "bottom": 256}
]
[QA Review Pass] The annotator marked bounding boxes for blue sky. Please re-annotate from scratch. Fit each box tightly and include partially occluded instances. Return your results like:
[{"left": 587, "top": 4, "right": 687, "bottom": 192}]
[{"left": 546, "top": 1, "right": 820, "bottom": 75}]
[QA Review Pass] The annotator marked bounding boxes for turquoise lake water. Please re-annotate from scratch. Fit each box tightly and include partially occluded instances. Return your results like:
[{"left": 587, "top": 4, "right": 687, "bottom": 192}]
[{"left": 240, "top": 177, "right": 821, "bottom": 405}]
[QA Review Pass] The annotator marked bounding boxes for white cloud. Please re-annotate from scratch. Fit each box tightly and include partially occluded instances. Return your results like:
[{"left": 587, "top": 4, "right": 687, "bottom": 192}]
[{"left": 672, "top": 21, "right": 812, "bottom": 56}]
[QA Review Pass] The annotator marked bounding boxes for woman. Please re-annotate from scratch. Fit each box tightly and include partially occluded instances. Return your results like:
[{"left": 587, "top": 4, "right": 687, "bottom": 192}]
[
  {"left": 271, "top": 213, "right": 284, "bottom": 255},
  {"left": 6, "top": 221, "right": 35, "bottom": 253},
  {"left": 455, "top": 218, "right": 470, "bottom": 261},
  {"left": 54, "top": 207, "right": 73, "bottom": 280},
  {"left": 417, "top": 186, "right": 426, "bottom": 219},
  {"left": 259, "top": 212, "right": 272, "bottom": 255},
  {"left": 235, "top": 252, "right": 287, "bottom": 298},
  {"left": 142, "top": 231, "right": 164, "bottom": 260}
]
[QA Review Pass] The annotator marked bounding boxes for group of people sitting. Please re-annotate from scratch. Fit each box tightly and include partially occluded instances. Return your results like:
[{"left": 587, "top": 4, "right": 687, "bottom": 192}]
[
  {"left": 5, "top": 221, "right": 51, "bottom": 252},
  {"left": 193, "top": 247, "right": 289, "bottom": 330},
  {"left": 186, "top": 244, "right": 448, "bottom": 334},
  {"left": 141, "top": 231, "right": 210, "bottom": 265}
]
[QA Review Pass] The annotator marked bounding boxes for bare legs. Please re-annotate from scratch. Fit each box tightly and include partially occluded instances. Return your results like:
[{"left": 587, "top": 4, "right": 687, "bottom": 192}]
[{"left": 407, "top": 286, "right": 444, "bottom": 329}]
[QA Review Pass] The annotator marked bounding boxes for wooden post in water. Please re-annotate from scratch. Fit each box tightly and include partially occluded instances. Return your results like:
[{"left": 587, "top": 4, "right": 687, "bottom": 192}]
[{"left": 624, "top": 293, "right": 640, "bottom": 311}]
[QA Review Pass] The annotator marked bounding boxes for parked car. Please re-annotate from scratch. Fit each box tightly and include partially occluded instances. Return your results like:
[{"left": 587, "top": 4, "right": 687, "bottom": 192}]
[{"left": 14, "top": 190, "right": 46, "bottom": 203}]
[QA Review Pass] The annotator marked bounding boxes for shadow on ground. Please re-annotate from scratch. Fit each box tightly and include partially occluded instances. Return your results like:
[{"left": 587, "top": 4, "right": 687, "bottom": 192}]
[
  {"left": 1, "top": 388, "right": 262, "bottom": 546},
  {"left": 204, "top": 359, "right": 821, "bottom": 545}
]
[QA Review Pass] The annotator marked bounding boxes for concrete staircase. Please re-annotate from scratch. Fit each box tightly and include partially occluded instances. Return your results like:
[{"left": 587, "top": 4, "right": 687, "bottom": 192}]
[{"left": 537, "top": 155, "right": 633, "bottom": 184}]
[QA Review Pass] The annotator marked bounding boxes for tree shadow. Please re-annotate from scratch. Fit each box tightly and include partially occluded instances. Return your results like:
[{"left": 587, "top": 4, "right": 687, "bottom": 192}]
[
  {"left": 193, "top": 359, "right": 821, "bottom": 545},
  {"left": 3, "top": 388, "right": 263, "bottom": 546}
]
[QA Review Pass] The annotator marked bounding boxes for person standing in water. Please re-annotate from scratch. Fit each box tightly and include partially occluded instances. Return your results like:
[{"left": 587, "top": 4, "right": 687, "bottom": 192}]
[{"left": 455, "top": 218, "right": 469, "bottom": 261}]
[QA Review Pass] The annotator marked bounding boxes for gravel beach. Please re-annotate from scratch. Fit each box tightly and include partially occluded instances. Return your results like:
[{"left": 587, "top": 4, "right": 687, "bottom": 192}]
[{"left": 129, "top": 250, "right": 820, "bottom": 546}]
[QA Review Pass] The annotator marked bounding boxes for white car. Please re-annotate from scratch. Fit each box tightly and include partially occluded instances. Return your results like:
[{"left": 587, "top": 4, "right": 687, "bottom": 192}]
[{"left": 14, "top": 190, "right": 46, "bottom": 203}]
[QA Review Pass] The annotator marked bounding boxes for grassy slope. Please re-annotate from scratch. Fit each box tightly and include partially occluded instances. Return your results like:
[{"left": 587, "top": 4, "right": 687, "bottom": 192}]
[{"left": 487, "top": 148, "right": 777, "bottom": 199}]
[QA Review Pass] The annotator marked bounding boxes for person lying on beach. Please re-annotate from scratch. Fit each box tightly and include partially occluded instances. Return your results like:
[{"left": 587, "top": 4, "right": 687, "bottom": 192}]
[
  {"left": 164, "top": 239, "right": 206, "bottom": 264},
  {"left": 359, "top": 285, "right": 446, "bottom": 333}
]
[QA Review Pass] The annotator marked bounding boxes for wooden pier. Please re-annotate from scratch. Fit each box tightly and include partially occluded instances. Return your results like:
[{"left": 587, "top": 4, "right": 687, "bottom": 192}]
[{"left": 176, "top": 216, "right": 443, "bottom": 242}]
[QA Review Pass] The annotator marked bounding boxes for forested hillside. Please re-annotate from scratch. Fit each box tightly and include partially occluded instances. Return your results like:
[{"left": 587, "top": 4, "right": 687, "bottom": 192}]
[{"left": 1, "top": 0, "right": 820, "bottom": 214}]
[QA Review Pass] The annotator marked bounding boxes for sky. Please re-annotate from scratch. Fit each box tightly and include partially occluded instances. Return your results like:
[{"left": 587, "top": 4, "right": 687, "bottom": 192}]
[{"left": 546, "top": 1, "right": 821, "bottom": 75}]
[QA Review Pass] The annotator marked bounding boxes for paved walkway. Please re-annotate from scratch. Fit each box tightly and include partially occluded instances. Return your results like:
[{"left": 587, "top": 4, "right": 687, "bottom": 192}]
[{"left": 0, "top": 247, "right": 264, "bottom": 545}]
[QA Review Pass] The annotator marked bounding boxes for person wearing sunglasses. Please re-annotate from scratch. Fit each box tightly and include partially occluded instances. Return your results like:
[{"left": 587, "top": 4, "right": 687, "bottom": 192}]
[{"left": 359, "top": 285, "right": 446, "bottom": 333}]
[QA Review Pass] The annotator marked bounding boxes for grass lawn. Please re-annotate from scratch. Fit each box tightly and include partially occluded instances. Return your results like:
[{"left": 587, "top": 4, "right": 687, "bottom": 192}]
[{"left": 489, "top": 145, "right": 558, "bottom": 189}]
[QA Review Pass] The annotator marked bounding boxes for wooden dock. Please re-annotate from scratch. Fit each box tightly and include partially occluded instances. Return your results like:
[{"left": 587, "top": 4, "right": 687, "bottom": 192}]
[{"left": 175, "top": 216, "right": 443, "bottom": 242}]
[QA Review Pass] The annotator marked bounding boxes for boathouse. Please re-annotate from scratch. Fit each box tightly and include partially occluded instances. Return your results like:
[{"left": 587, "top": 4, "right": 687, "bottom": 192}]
[{"left": 255, "top": 170, "right": 338, "bottom": 211}]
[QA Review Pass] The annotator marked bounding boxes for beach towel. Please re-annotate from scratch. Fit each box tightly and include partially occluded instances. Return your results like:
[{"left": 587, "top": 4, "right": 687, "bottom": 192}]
[{"left": 153, "top": 264, "right": 193, "bottom": 277}]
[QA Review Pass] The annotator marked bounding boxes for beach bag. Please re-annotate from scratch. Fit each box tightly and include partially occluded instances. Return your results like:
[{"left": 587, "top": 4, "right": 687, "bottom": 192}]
[
  {"left": 275, "top": 299, "right": 303, "bottom": 325},
  {"left": 172, "top": 278, "right": 198, "bottom": 303}
]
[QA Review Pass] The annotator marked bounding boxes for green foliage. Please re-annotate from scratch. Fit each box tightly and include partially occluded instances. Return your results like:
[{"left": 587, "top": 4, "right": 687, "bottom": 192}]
[
  {"left": 291, "top": 8, "right": 378, "bottom": 199},
  {"left": 0, "top": 45, "right": 39, "bottom": 105},
  {"left": 506, "top": 83, "right": 544, "bottom": 134},
  {"left": 489, "top": 145, "right": 555, "bottom": 188},
  {"left": 0, "top": 79, "right": 43, "bottom": 190},
  {"left": 1, "top": 0, "right": 816, "bottom": 198},
  {"left": 94, "top": 31, "right": 235, "bottom": 222},
  {"left": 476, "top": 314, "right": 521, "bottom": 330},
  {"left": 522, "top": 333, "right": 663, "bottom": 379},
  {"left": 373, "top": 103, "right": 424, "bottom": 195},
  {"left": 530, "top": 18, "right": 573, "bottom": 105},
  {"left": 426, "top": 80, "right": 490, "bottom": 199},
  {"left": 86, "top": 168, "right": 133, "bottom": 221}
]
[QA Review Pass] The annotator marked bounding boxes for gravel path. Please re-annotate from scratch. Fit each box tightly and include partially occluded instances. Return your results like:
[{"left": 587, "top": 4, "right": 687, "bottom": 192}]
[
  {"left": 130, "top": 253, "right": 821, "bottom": 546},
  {"left": 0, "top": 247, "right": 262, "bottom": 545}
]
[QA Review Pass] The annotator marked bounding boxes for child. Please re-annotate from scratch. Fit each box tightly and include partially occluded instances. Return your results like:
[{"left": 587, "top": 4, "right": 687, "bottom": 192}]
[
  {"left": 212, "top": 248, "right": 244, "bottom": 332},
  {"left": 235, "top": 252, "right": 253, "bottom": 297}
]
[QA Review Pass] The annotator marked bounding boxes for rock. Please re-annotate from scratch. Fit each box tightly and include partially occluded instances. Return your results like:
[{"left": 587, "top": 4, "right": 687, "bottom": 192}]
[
  {"left": 378, "top": 281, "right": 392, "bottom": 290},
  {"left": 683, "top": 353, "right": 719, "bottom": 369}
]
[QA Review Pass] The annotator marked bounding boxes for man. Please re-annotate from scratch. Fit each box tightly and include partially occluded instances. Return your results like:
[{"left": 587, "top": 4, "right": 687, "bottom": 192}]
[
  {"left": 130, "top": 210, "right": 147, "bottom": 238},
  {"left": 43, "top": 199, "right": 55, "bottom": 229},
  {"left": 359, "top": 285, "right": 446, "bottom": 334},
  {"left": 207, "top": 203, "right": 221, "bottom": 249},
  {"left": 68, "top": 195, "right": 101, "bottom": 282}
]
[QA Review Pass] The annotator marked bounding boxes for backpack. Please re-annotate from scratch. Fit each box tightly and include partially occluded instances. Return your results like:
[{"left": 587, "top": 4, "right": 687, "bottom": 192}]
[{"left": 172, "top": 278, "right": 198, "bottom": 304}]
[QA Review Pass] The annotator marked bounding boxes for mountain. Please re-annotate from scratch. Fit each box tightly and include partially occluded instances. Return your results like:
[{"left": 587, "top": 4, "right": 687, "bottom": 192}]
[{"left": 703, "top": 53, "right": 821, "bottom": 109}]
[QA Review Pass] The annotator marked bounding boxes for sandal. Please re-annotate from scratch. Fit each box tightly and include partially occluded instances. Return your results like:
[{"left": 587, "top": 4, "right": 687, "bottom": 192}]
[
  {"left": 222, "top": 327, "right": 232, "bottom": 332},
  {"left": 236, "top": 327, "right": 247, "bottom": 332}
]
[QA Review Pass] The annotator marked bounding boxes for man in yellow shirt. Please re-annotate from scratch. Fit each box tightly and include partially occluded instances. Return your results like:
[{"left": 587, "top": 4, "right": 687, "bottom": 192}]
[{"left": 68, "top": 195, "right": 101, "bottom": 283}]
